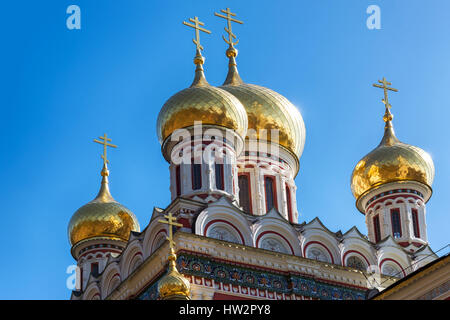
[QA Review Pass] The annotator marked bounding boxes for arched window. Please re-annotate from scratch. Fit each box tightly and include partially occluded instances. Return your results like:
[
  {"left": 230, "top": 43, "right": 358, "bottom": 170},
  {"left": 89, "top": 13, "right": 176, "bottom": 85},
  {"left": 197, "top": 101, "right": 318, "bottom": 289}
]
[
  {"left": 382, "top": 263, "right": 401, "bottom": 278},
  {"left": 208, "top": 225, "right": 240, "bottom": 244},
  {"left": 215, "top": 163, "right": 224, "bottom": 190},
  {"left": 151, "top": 232, "right": 167, "bottom": 253},
  {"left": 306, "top": 247, "right": 330, "bottom": 263},
  {"left": 390, "top": 208, "right": 402, "bottom": 238},
  {"left": 264, "top": 176, "right": 277, "bottom": 212},
  {"left": 373, "top": 215, "right": 381, "bottom": 243},
  {"left": 175, "top": 165, "right": 181, "bottom": 196},
  {"left": 260, "top": 237, "right": 289, "bottom": 254},
  {"left": 411, "top": 208, "right": 420, "bottom": 238},
  {"left": 79, "top": 267, "right": 83, "bottom": 291},
  {"left": 346, "top": 256, "right": 367, "bottom": 272},
  {"left": 191, "top": 162, "right": 202, "bottom": 190},
  {"left": 91, "top": 262, "right": 99, "bottom": 276},
  {"left": 286, "top": 184, "right": 293, "bottom": 222},
  {"left": 238, "top": 174, "right": 252, "bottom": 214}
]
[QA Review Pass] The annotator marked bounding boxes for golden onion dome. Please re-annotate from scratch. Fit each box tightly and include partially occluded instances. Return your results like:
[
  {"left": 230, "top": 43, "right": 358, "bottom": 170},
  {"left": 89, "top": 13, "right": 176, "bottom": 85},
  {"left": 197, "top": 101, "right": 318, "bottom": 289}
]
[
  {"left": 351, "top": 112, "right": 435, "bottom": 203},
  {"left": 68, "top": 165, "right": 140, "bottom": 247},
  {"left": 219, "top": 48, "right": 306, "bottom": 159},
  {"left": 156, "top": 52, "right": 248, "bottom": 145},
  {"left": 158, "top": 249, "right": 191, "bottom": 300}
]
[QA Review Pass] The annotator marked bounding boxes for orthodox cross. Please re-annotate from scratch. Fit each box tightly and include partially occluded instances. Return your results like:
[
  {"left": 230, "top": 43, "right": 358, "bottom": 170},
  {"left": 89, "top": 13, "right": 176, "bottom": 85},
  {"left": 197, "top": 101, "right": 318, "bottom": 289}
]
[
  {"left": 93, "top": 134, "right": 117, "bottom": 166},
  {"left": 158, "top": 212, "right": 183, "bottom": 250},
  {"left": 214, "top": 7, "right": 243, "bottom": 47},
  {"left": 183, "top": 16, "right": 211, "bottom": 52},
  {"left": 373, "top": 77, "right": 398, "bottom": 111}
]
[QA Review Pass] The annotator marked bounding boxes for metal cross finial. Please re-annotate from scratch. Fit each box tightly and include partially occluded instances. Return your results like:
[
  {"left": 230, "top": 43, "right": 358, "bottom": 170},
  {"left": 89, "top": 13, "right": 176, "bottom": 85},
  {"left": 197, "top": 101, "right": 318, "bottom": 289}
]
[
  {"left": 183, "top": 16, "right": 211, "bottom": 52},
  {"left": 215, "top": 7, "right": 243, "bottom": 47},
  {"left": 93, "top": 133, "right": 117, "bottom": 166},
  {"left": 373, "top": 77, "right": 398, "bottom": 111},
  {"left": 158, "top": 212, "right": 183, "bottom": 250}
]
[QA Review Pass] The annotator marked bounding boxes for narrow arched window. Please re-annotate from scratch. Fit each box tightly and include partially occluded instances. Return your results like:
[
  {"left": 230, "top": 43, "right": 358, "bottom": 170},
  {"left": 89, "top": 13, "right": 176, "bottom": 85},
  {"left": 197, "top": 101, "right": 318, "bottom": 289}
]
[
  {"left": 91, "top": 262, "right": 99, "bottom": 276},
  {"left": 215, "top": 163, "right": 224, "bottom": 190},
  {"left": 264, "top": 176, "right": 277, "bottom": 212},
  {"left": 238, "top": 174, "right": 252, "bottom": 214},
  {"left": 286, "top": 184, "right": 293, "bottom": 222},
  {"left": 191, "top": 162, "right": 202, "bottom": 190},
  {"left": 373, "top": 215, "right": 381, "bottom": 243},
  {"left": 391, "top": 208, "right": 402, "bottom": 238},
  {"left": 412, "top": 208, "right": 420, "bottom": 238},
  {"left": 175, "top": 165, "right": 181, "bottom": 196}
]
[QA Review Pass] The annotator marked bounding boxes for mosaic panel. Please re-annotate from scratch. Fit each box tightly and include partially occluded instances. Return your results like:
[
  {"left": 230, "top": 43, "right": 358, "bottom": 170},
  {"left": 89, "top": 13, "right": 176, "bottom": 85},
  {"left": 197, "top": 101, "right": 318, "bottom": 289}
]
[{"left": 136, "top": 253, "right": 366, "bottom": 300}]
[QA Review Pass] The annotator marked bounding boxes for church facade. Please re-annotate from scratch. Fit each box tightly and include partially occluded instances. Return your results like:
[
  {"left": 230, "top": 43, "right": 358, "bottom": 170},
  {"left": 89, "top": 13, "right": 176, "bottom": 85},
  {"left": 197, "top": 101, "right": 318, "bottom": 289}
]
[{"left": 67, "top": 9, "right": 438, "bottom": 300}]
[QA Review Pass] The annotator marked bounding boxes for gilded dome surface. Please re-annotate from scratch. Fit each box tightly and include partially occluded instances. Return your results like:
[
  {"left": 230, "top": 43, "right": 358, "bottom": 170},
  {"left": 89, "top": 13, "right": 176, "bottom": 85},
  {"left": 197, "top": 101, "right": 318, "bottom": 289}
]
[
  {"left": 220, "top": 83, "right": 306, "bottom": 158},
  {"left": 68, "top": 173, "right": 140, "bottom": 247},
  {"left": 156, "top": 61, "right": 248, "bottom": 146},
  {"left": 158, "top": 251, "right": 190, "bottom": 300},
  {"left": 157, "top": 85, "right": 248, "bottom": 144},
  {"left": 351, "top": 125, "right": 434, "bottom": 200}
]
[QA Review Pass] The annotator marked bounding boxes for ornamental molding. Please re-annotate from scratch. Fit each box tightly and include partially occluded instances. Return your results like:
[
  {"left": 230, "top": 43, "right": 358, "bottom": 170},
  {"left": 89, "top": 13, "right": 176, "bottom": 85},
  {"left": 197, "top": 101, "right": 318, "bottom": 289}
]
[{"left": 105, "top": 232, "right": 397, "bottom": 300}]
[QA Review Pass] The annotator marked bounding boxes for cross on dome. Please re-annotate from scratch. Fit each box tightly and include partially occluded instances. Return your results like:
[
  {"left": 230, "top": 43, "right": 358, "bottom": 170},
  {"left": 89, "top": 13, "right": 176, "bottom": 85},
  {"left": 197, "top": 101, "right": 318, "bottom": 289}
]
[
  {"left": 372, "top": 77, "right": 398, "bottom": 123},
  {"left": 182, "top": 16, "right": 211, "bottom": 53},
  {"left": 215, "top": 7, "right": 243, "bottom": 48},
  {"left": 93, "top": 133, "right": 117, "bottom": 167}
]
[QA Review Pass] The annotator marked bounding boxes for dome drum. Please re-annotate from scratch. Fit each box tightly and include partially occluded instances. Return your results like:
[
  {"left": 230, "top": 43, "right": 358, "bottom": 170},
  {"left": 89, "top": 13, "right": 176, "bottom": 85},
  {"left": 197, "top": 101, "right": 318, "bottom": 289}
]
[
  {"left": 355, "top": 180, "right": 432, "bottom": 214},
  {"left": 241, "top": 139, "right": 299, "bottom": 177},
  {"left": 70, "top": 237, "right": 127, "bottom": 260},
  {"left": 161, "top": 124, "right": 245, "bottom": 164}
]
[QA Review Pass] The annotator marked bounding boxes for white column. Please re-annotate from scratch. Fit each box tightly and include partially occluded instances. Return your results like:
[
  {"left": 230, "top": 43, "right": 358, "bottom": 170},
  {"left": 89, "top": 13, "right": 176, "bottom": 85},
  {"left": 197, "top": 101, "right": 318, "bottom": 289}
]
[
  {"left": 404, "top": 202, "right": 413, "bottom": 240},
  {"left": 291, "top": 183, "right": 299, "bottom": 223},
  {"left": 421, "top": 205, "right": 428, "bottom": 242},
  {"left": 181, "top": 163, "right": 191, "bottom": 195},
  {"left": 231, "top": 164, "right": 239, "bottom": 202},
  {"left": 205, "top": 161, "right": 213, "bottom": 193},
  {"left": 280, "top": 176, "right": 287, "bottom": 219},
  {"left": 255, "top": 166, "right": 265, "bottom": 216},
  {"left": 382, "top": 205, "right": 390, "bottom": 239},
  {"left": 365, "top": 212, "right": 373, "bottom": 242}
]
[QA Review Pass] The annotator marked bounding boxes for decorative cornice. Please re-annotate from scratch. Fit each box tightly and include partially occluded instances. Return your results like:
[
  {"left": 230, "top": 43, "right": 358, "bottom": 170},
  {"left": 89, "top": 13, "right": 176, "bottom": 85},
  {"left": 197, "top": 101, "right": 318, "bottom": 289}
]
[{"left": 373, "top": 254, "right": 449, "bottom": 299}]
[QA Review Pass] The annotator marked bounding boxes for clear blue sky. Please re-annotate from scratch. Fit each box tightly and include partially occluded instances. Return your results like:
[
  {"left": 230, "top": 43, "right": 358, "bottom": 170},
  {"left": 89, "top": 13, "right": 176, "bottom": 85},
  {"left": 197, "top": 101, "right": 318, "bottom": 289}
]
[{"left": 0, "top": 1, "right": 448, "bottom": 299}]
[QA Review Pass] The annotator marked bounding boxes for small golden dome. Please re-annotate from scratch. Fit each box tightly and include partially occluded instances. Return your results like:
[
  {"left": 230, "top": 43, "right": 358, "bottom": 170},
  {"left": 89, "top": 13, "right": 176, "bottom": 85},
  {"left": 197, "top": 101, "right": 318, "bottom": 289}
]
[
  {"left": 68, "top": 167, "right": 140, "bottom": 247},
  {"left": 351, "top": 121, "right": 435, "bottom": 202},
  {"left": 220, "top": 83, "right": 306, "bottom": 159},
  {"left": 156, "top": 59, "right": 248, "bottom": 145},
  {"left": 158, "top": 250, "right": 191, "bottom": 300}
]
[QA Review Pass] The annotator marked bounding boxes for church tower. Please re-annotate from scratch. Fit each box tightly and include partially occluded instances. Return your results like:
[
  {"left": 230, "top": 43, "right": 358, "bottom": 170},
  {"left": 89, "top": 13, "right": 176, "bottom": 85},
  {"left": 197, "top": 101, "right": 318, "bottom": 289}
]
[
  {"left": 351, "top": 78, "right": 435, "bottom": 252},
  {"left": 67, "top": 135, "right": 140, "bottom": 291},
  {"left": 156, "top": 17, "right": 248, "bottom": 205},
  {"left": 215, "top": 8, "right": 306, "bottom": 223}
]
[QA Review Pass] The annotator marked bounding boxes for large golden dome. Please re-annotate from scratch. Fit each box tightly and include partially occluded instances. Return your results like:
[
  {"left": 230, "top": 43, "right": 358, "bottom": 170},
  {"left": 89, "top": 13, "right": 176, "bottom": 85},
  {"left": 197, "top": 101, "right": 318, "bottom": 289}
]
[
  {"left": 68, "top": 167, "right": 140, "bottom": 247},
  {"left": 351, "top": 121, "right": 434, "bottom": 202},
  {"left": 219, "top": 51, "right": 306, "bottom": 159},
  {"left": 157, "top": 60, "right": 248, "bottom": 145}
]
